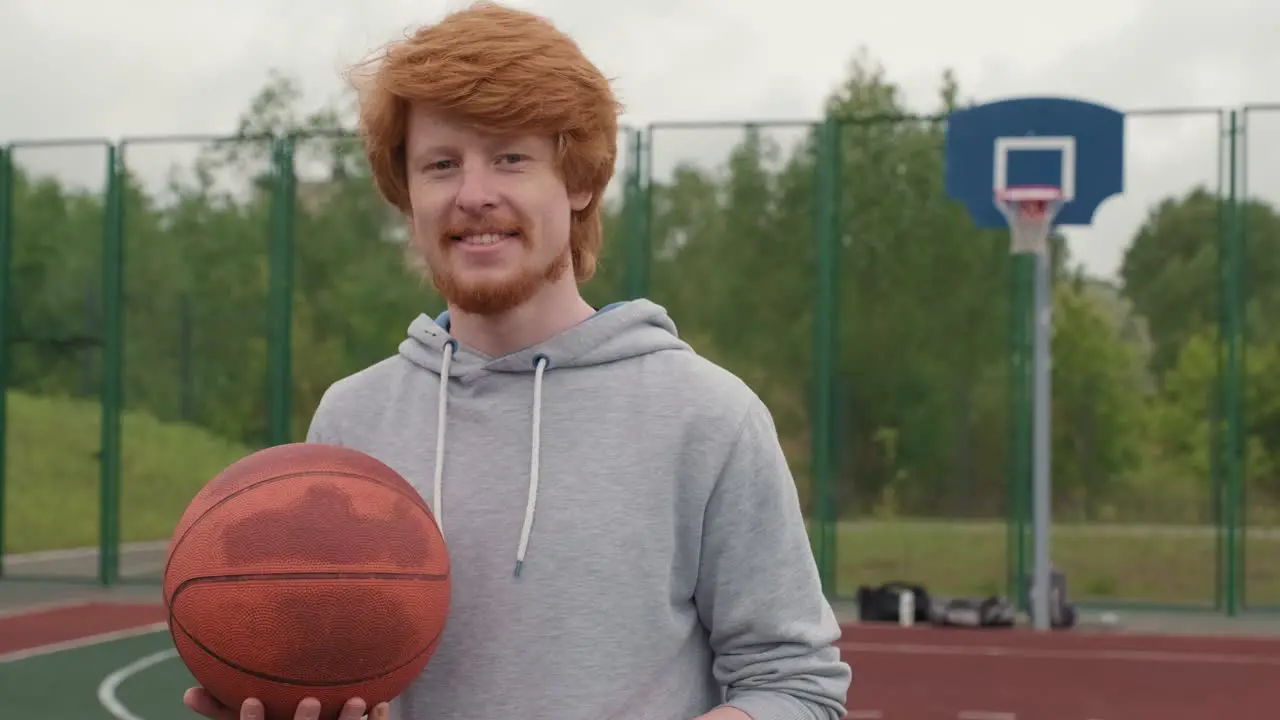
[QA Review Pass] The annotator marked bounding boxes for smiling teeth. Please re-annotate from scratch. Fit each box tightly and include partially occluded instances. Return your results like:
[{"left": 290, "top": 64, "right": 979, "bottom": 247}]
[{"left": 462, "top": 233, "right": 505, "bottom": 245}]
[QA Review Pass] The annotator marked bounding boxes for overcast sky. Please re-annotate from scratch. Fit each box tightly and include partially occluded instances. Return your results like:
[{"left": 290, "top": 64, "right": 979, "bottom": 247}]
[{"left": 2, "top": 0, "right": 1277, "bottom": 281}]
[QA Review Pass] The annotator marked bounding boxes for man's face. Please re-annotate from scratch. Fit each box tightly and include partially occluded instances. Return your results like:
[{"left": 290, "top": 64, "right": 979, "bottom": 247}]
[{"left": 403, "top": 106, "right": 592, "bottom": 315}]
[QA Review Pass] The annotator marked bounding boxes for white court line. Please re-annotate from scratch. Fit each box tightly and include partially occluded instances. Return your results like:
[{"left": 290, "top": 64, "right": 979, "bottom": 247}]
[
  {"left": 958, "top": 712, "right": 1015, "bottom": 720},
  {"left": 0, "top": 621, "right": 168, "bottom": 663},
  {"left": 0, "top": 598, "right": 92, "bottom": 619},
  {"left": 838, "top": 640, "right": 1280, "bottom": 666},
  {"left": 98, "top": 648, "right": 179, "bottom": 720}
]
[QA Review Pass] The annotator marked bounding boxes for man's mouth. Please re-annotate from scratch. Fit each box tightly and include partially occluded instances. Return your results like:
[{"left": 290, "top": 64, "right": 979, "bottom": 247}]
[{"left": 451, "top": 231, "right": 520, "bottom": 246}]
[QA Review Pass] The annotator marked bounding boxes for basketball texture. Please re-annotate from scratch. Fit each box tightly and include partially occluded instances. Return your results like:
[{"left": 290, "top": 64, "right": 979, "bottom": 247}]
[{"left": 163, "top": 442, "right": 450, "bottom": 720}]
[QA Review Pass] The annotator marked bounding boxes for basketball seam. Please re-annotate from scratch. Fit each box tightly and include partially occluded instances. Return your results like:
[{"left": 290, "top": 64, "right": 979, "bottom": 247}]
[
  {"left": 168, "top": 607, "right": 447, "bottom": 688},
  {"left": 163, "top": 469, "right": 441, "bottom": 604},
  {"left": 172, "top": 571, "right": 451, "bottom": 601}
]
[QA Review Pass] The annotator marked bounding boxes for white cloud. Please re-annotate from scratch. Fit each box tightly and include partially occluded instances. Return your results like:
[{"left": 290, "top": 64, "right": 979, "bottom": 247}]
[{"left": 1, "top": 0, "right": 1275, "bottom": 279}]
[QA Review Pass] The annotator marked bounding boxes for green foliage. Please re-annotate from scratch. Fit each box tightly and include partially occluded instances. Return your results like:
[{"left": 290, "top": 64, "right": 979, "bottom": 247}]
[
  {"left": 7, "top": 59, "right": 1280, "bottom": 543},
  {"left": 6, "top": 390, "right": 251, "bottom": 552},
  {"left": 1051, "top": 273, "right": 1146, "bottom": 520},
  {"left": 1118, "top": 182, "right": 1280, "bottom": 527}
]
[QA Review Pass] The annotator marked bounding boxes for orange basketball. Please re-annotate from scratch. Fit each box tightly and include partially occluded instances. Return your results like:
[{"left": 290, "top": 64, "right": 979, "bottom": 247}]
[{"left": 163, "top": 442, "right": 450, "bottom": 720}]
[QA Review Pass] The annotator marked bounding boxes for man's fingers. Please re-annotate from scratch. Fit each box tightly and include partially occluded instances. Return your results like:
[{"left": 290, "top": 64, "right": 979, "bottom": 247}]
[
  {"left": 293, "top": 697, "right": 323, "bottom": 720},
  {"left": 183, "top": 687, "right": 236, "bottom": 720},
  {"left": 238, "top": 698, "right": 265, "bottom": 720},
  {"left": 184, "top": 688, "right": 381, "bottom": 720},
  {"left": 338, "top": 697, "right": 369, "bottom": 720}
]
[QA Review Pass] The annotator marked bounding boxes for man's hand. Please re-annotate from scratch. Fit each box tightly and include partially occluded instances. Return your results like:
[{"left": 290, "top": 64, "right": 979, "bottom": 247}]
[{"left": 183, "top": 687, "right": 390, "bottom": 720}]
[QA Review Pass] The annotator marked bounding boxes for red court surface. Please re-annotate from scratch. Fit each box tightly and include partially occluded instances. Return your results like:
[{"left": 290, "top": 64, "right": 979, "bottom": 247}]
[
  {"left": 4, "top": 603, "right": 1280, "bottom": 719},
  {"left": 839, "top": 623, "right": 1280, "bottom": 719},
  {"left": 0, "top": 601, "right": 166, "bottom": 656}
]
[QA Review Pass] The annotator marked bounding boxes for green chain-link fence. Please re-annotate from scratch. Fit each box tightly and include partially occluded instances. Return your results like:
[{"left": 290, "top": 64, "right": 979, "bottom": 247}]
[{"left": 0, "top": 105, "right": 1274, "bottom": 616}]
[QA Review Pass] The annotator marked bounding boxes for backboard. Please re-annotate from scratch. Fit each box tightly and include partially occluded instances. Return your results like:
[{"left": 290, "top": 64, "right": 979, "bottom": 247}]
[{"left": 944, "top": 96, "right": 1125, "bottom": 228}]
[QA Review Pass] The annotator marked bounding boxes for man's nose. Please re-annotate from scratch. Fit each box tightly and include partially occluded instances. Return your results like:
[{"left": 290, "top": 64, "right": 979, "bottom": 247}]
[{"left": 455, "top": 165, "right": 499, "bottom": 213}]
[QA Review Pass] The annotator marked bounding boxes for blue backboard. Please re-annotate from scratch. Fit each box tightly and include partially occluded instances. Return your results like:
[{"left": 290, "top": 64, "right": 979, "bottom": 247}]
[{"left": 944, "top": 96, "right": 1125, "bottom": 228}]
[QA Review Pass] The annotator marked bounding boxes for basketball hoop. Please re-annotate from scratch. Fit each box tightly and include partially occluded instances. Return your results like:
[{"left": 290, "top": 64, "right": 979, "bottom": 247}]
[{"left": 995, "top": 185, "right": 1064, "bottom": 255}]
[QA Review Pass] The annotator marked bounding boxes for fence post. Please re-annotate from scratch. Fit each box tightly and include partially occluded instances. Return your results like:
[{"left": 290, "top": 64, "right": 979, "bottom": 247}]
[
  {"left": 622, "top": 128, "right": 651, "bottom": 301},
  {"left": 267, "top": 135, "right": 296, "bottom": 446},
  {"left": 640, "top": 127, "right": 652, "bottom": 298},
  {"left": 1238, "top": 107, "right": 1253, "bottom": 611},
  {"left": 811, "top": 117, "right": 840, "bottom": 594},
  {"left": 99, "top": 143, "right": 125, "bottom": 586},
  {"left": 622, "top": 128, "right": 643, "bottom": 299},
  {"left": 1212, "top": 110, "right": 1225, "bottom": 613},
  {"left": 0, "top": 146, "right": 11, "bottom": 579},
  {"left": 1219, "top": 110, "right": 1245, "bottom": 616}
]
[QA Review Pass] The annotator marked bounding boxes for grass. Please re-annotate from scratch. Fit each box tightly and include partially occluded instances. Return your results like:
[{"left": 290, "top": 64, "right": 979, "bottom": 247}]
[
  {"left": 5, "top": 390, "right": 253, "bottom": 554},
  {"left": 8, "top": 389, "right": 1280, "bottom": 608},
  {"left": 830, "top": 519, "right": 1280, "bottom": 608}
]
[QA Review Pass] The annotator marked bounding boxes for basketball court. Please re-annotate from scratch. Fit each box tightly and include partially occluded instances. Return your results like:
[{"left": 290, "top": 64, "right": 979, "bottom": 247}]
[
  {"left": 0, "top": 601, "right": 192, "bottom": 720},
  {"left": 2, "top": 92, "right": 1268, "bottom": 720},
  {"left": 7, "top": 598, "right": 1280, "bottom": 720}
]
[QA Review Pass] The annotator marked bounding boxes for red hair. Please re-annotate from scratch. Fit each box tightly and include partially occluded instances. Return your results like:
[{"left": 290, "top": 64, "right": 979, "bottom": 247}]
[{"left": 348, "top": 1, "right": 621, "bottom": 282}]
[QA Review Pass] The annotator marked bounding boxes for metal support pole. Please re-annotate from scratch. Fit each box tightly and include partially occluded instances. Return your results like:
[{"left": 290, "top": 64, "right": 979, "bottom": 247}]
[
  {"left": 1030, "top": 248, "right": 1053, "bottom": 631},
  {"left": 0, "top": 147, "right": 11, "bottom": 580},
  {"left": 1004, "top": 193, "right": 1056, "bottom": 631},
  {"left": 266, "top": 135, "right": 296, "bottom": 446},
  {"left": 99, "top": 143, "right": 124, "bottom": 586},
  {"left": 811, "top": 117, "right": 841, "bottom": 593}
]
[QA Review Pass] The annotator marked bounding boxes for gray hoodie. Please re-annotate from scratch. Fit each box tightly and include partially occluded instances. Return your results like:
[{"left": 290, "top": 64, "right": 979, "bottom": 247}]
[{"left": 305, "top": 298, "right": 851, "bottom": 720}]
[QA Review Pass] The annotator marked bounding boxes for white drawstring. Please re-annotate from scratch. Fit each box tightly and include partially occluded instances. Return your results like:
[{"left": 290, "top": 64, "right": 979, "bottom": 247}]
[
  {"left": 514, "top": 355, "right": 547, "bottom": 577},
  {"left": 430, "top": 342, "right": 547, "bottom": 578},
  {"left": 432, "top": 341, "right": 454, "bottom": 538}
]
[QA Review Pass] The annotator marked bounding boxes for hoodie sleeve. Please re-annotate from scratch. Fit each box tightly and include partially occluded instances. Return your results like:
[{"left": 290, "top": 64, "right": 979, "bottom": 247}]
[
  {"left": 693, "top": 394, "right": 851, "bottom": 720},
  {"left": 304, "top": 387, "right": 343, "bottom": 445}
]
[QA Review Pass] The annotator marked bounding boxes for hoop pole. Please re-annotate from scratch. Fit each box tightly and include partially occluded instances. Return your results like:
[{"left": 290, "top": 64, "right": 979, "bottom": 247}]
[
  {"left": 1002, "top": 193, "right": 1056, "bottom": 632},
  {"left": 1008, "top": 254, "right": 1033, "bottom": 613},
  {"left": 1030, "top": 245, "right": 1053, "bottom": 632}
]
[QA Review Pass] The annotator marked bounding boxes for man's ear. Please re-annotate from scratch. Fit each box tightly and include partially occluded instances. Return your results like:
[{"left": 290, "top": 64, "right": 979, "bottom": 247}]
[{"left": 569, "top": 189, "right": 593, "bottom": 212}]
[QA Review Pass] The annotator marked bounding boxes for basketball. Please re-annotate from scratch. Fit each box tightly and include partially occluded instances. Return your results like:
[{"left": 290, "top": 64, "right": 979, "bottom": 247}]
[{"left": 162, "top": 442, "right": 450, "bottom": 720}]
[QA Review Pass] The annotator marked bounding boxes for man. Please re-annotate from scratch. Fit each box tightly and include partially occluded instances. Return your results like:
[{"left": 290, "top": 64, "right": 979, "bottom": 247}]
[{"left": 185, "top": 3, "right": 851, "bottom": 719}]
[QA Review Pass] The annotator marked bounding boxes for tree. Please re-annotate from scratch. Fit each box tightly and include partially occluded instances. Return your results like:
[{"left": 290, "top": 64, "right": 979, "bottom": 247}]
[
  {"left": 1120, "top": 187, "right": 1280, "bottom": 379},
  {"left": 9, "top": 59, "right": 1275, "bottom": 530}
]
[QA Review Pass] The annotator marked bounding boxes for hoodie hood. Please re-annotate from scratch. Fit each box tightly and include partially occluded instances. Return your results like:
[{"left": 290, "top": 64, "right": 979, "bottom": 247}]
[
  {"left": 394, "top": 298, "right": 692, "bottom": 576},
  {"left": 398, "top": 298, "right": 690, "bottom": 380}
]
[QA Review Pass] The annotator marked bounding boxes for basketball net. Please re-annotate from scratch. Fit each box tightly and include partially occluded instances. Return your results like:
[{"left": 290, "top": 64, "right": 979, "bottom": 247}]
[{"left": 996, "top": 187, "right": 1063, "bottom": 255}]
